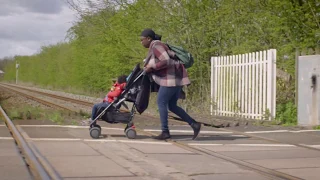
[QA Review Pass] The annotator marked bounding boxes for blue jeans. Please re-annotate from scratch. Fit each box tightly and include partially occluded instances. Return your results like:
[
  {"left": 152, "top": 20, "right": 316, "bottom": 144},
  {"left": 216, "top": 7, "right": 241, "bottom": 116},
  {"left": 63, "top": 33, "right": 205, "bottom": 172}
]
[
  {"left": 157, "top": 86, "right": 196, "bottom": 131},
  {"left": 91, "top": 102, "right": 110, "bottom": 120}
]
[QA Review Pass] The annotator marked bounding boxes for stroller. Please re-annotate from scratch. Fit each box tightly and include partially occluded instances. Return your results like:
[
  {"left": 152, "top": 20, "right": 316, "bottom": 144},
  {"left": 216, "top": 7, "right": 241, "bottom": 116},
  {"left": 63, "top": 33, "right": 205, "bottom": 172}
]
[{"left": 89, "top": 63, "right": 147, "bottom": 139}]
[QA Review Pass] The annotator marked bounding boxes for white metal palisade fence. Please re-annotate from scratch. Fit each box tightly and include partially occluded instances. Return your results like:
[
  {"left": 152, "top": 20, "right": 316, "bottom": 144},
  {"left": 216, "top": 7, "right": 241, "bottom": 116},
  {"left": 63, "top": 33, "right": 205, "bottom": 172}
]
[{"left": 210, "top": 49, "right": 277, "bottom": 120}]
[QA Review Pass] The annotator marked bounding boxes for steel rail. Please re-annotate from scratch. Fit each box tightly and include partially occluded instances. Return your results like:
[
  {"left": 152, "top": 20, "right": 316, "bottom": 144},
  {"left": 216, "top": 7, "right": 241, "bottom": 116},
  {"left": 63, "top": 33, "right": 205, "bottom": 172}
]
[
  {"left": 0, "top": 106, "right": 51, "bottom": 180},
  {"left": 1, "top": 83, "right": 93, "bottom": 106},
  {"left": 16, "top": 125, "right": 62, "bottom": 180},
  {"left": 0, "top": 84, "right": 78, "bottom": 112}
]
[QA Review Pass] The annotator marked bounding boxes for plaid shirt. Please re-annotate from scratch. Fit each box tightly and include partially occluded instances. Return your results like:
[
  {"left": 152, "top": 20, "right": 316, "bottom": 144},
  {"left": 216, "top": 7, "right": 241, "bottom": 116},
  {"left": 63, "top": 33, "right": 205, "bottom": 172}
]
[{"left": 144, "top": 40, "right": 190, "bottom": 87}]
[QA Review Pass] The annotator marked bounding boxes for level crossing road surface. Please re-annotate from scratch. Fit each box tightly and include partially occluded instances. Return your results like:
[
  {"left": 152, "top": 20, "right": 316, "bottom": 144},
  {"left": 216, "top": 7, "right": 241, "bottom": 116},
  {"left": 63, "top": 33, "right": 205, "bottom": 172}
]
[
  {"left": 1, "top": 117, "right": 318, "bottom": 180},
  {"left": 0, "top": 122, "right": 33, "bottom": 180}
]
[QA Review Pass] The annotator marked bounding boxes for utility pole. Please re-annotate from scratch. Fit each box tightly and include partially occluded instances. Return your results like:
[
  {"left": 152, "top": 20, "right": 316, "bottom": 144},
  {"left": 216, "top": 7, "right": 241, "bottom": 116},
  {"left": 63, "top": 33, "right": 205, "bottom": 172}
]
[{"left": 16, "top": 62, "right": 19, "bottom": 84}]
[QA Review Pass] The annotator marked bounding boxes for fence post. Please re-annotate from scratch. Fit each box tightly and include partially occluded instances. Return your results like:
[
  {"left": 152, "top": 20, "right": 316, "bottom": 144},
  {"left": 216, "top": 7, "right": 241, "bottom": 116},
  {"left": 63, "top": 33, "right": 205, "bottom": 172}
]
[
  {"left": 267, "top": 50, "right": 272, "bottom": 120},
  {"left": 272, "top": 49, "right": 277, "bottom": 120},
  {"left": 210, "top": 57, "right": 214, "bottom": 115},
  {"left": 266, "top": 49, "right": 277, "bottom": 120}
]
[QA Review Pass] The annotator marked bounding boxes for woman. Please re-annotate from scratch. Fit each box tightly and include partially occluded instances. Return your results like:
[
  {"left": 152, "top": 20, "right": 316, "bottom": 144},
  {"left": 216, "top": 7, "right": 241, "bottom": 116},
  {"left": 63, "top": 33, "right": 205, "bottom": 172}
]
[{"left": 140, "top": 28, "right": 201, "bottom": 140}]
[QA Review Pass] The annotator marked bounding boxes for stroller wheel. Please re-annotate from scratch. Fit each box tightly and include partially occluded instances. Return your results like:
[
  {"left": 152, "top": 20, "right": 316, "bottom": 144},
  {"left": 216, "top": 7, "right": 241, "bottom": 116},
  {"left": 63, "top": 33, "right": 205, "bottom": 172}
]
[
  {"left": 124, "top": 122, "right": 134, "bottom": 132},
  {"left": 90, "top": 127, "right": 101, "bottom": 139},
  {"left": 93, "top": 124, "right": 101, "bottom": 130},
  {"left": 125, "top": 128, "right": 136, "bottom": 139}
]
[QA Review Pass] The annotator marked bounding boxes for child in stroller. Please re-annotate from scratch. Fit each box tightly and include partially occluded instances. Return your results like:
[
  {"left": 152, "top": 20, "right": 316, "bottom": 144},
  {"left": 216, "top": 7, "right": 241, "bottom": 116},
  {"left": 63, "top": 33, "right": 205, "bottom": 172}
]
[
  {"left": 88, "top": 64, "right": 146, "bottom": 139},
  {"left": 90, "top": 75, "right": 127, "bottom": 123}
]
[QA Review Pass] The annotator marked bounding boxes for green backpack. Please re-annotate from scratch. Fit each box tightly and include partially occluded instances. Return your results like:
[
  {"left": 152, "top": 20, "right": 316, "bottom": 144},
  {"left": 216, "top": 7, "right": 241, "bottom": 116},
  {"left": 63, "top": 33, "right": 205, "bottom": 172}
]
[{"left": 166, "top": 43, "right": 194, "bottom": 69}]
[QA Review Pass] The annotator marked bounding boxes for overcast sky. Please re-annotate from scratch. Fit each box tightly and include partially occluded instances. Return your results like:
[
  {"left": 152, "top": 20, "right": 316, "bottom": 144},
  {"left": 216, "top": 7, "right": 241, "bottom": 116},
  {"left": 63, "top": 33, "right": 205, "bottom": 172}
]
[{"left": 0, "top": 0, "right": 78, "bottom": 59}]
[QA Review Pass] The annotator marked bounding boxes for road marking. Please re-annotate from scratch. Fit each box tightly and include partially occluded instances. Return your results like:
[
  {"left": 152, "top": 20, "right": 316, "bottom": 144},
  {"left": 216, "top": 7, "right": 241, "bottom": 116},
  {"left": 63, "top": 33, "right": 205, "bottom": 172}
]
[
  {"left": 291, "top": 130, "right": 320, "bottom": 133},
  {"left": 84, "top": 139, "right": 172, "bottom": 145},
  {"left": 143, "top": 129, "right": 233, "bottom": 134},
  {"left": 245, "top": 130, "right": 289, "bottom": 133},
  {"left": 25, "top": 137, "right": 172, "bottom": 145},
  {"left": 118, "top": 140, "right": 172, "bottom": 145},
  {"left": 27, "top": 138, "right": 82, "bottom": 141},
  {"left": 245, "top": 129, "right": 320, "bottom": 134},
  {"left": 0, "top": 137, "right": 14, "bottom": 140},
  {"left": 0, "top": 124, "right": 5, "bottom": 127},
  {"left": 19, "top": 125, "right": 85, "bottom": 128},
  {"left": 188, "top": 143, "right": 296, "bottom": 147},
  {"left": 188, "top": 143, "right": 223, "bottom": 146},
  {"left": 18, "top": 125, "right": 124, "bottom": 131},
  {"left": 230, "top": 144, "right": 295, "bottom": 147},
  {"left": 309, "top": 145, "right": 320, "bottom": 148},
  {"left": 230, "top": 135, "right": 247, "bottom": 137},
  {"left": 83, "top": 139, "right": 117, "bottom": 142},
  {"left": 199, "top": 135, "right": 246, "bottom": 138},
  {"left": 300, "top": 144, "right": 320, "bottom": 148}
]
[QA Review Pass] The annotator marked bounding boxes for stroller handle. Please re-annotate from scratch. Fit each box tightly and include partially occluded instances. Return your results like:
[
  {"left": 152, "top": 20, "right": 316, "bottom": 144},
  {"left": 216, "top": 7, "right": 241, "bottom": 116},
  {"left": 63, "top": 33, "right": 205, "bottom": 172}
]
[{"left": 142, "top": 70, "right": 147, "bottom": 75}]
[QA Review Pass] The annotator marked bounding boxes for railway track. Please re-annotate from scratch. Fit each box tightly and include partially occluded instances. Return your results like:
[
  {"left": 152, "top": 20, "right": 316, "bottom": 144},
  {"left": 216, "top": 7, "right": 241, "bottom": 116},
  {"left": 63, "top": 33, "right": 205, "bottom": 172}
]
[
  {"left": 0, "top": 106, "right": 61, "bottom": 180},
  {"left": 0, "top": 83, "right": 316, "bottom": 180}
]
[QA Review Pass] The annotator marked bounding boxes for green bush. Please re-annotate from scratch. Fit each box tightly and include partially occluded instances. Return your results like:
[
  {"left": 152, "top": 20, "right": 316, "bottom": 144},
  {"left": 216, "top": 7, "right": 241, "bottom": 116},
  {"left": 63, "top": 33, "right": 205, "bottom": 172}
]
[{"left": 276, "top": 101, "right": 297, "bottom": 125}]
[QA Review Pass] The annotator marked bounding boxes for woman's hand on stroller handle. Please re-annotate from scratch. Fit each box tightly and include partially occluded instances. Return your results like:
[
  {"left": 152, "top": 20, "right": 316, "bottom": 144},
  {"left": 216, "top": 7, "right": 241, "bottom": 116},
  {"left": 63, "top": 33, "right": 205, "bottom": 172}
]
[{"left": 143, "top": 65, "right": 153, "bottom": 73}]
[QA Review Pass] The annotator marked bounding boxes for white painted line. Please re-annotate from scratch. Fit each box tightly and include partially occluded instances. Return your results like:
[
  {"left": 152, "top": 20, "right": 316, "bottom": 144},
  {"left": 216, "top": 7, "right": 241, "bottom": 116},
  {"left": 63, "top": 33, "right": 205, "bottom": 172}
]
[
  {"left": 0, "top": 137, "right": 14, "bottom": 140},
  {"left": 300, "top": 144, "right": 320, "bottom": 148},
  {"left": 199, "top": 135, "right": 246, "bottom": 138},
  {"left": 309, "top": 145, "right": 320, "bottom": 148},
  {"left": 18, "top": 125, "right": 124, "bottom": 131},
  {"left": 25, "top": 137, "right": 172, "bottom": 145},
  {"left": 245, "top": 129, "right": 320, "bottom": 134},
  {"left": 118, "top": 140, "right": 172, "bottom": 145},
  {"left": 83, "top": 139, "right": 117, "bottom": 142},
  {"left": 230, "top": 135, "right": 247, "bottom": 137},
  {"left": 230, "top": 144, "right": 296, "bottom": 147},
  {"left": 188, "top": 143, "right": 223, "bottom": 146},
  {"left": 188, "top": 143, "right": 295, "bottom": 147},
  {"left": 28, "top": 138, "right": 82, "bottom": 141},
  {"left": 245, "top": 130, "right": 289, "bottom": 134},
  {"left": 291, "top": 130, "right": 320, "bottom": 133},
  {"left": 100, "top": 127, "right": 124, "bottom": 131},
  {"left": 19, "top": 125, "right": 65, "bottom": 127},
  {"left": 0, "top": 125, "right": 6, "bottom": 127},
  {"left": 143, "top": 129, "right": 233, "bottom": 134}
]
